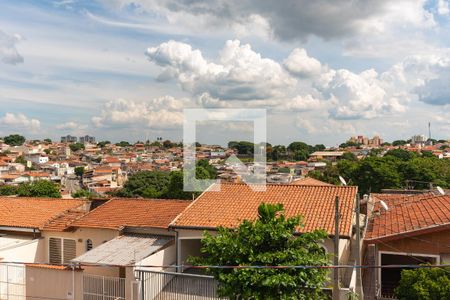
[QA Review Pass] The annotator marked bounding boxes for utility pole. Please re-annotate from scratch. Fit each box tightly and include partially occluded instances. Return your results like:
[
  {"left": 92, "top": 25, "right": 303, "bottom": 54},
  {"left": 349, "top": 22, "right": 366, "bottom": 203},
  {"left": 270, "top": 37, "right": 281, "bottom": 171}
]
[
  {"left": 333, "top": 196, "right": 340, "bottom": 300},
  {"left": 355, "top": 194, "right": 364, "bottom": 299}
]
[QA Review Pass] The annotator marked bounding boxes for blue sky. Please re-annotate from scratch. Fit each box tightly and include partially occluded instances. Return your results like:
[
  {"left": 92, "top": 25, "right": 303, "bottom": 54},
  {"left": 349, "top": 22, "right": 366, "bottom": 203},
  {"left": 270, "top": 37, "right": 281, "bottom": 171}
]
[{"left": 1, "top": 0, "right": 450, "bottom": 146}]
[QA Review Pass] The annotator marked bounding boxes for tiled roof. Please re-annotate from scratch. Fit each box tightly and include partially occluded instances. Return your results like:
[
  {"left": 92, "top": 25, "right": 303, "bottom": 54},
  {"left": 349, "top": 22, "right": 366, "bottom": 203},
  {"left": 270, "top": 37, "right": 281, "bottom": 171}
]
[
  {"left": 42, "top": 209, "right": 88, "bottom": 231},
  {"left": 291, "top": 177, "right": 333, "bottom": 186},
  {"left": 365, "top": 194, "right": 450, "bottom": 242},
  {"left": 71, "top": 198, "right": 191, "bottom": 230},
  {"left": 25, "top": 264, "right": 83, "bottom": 271},
  {"left": 172, "top": 183, "right": 357, "bottom": 237},
  {"left": 370, "top": 192, "right": 436, "bottom": 211},
  {"left": 0, "top": 198, "right": 86, "bottom": 229}
]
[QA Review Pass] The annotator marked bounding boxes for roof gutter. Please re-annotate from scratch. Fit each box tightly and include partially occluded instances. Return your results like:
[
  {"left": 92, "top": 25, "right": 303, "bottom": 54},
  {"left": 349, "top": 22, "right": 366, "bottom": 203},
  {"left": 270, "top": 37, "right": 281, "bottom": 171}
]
[{"left": 0, "top": 226, "right": 39, "bottom": 233}]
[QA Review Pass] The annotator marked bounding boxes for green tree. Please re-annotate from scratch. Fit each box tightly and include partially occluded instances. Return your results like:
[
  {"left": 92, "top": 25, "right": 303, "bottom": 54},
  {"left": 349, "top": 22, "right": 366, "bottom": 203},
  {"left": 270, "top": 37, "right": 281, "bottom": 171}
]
[
  {"left": 74, "top": 166, "right": 85, "bottom": 177},
  {"left": 97, "top": 140, "right": 111, "bottom": 148},
  {"left": 69, "top": 142, "right": 85, "bottom": 152},
  {"left": 17, "top": 180, "right": 61, "bottom": 198},
  {"left": 189, "top": 203, "right": 330, "bottom": 300},
  {"left": 228, "top": 141, "right": 255, "bottom": 155},
  {"left": 392, "top": 140, "right": 407, "bottom": 146},
  {"left": 117, "top": 171, "right": 170, "bottom": 198},
  {"left": 3, "top": 134, "right": 25, "bottom": 146},
  {"left": 196, "top": 159, "right": 217, "bottom": 179},
  {"left": 164, "top": 171, "right": 194, "bottom": 200},
  {"left": 385, "top": 149, "right": 417, "bottom": 161},
  {"left": 43, "top": 138, "right": 52, "bottom": 143},
  {"left": 293, "top": 149, "right": 309, "bottom": 161},
  {"left": 15, "top": 155, "right": 27, "bottom": 165},
  {"left": 287, "top": 141, "right": 309, "bottom": 153},
  {"left": 342, "top": 152, "right": 357, "bottom": 161},
  {"left": 0, "top": 185, "right": 18, "bottom": 195},
  {"left": 72, "top": 189, "right": 94, "bottom": 198},
  {"left": 115, "top": 141, "right": 131, "bottom": 147},
  {"left": 395, "top": 267, "right": 450, "bottom": 300}
]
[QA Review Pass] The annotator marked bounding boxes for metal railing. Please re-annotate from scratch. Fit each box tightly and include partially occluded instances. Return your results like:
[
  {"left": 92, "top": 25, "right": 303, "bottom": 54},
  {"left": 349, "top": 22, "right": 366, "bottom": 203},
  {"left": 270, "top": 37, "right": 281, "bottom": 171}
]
[
  {"left": 136, "top": 269, "right": 221, "bottom": 300},
  {"left": 83, "top": 273, "right": 126, "bottom": 300},
  {"left": 0, "top": 263, "right": 26, "bottom": 300}
]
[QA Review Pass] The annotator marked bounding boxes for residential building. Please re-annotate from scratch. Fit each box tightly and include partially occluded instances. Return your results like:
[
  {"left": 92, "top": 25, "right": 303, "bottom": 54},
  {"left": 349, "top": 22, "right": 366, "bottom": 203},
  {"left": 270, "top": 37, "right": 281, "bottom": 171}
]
[
  {"left": 169, "top": 183, "right": 360, "bottom": 298},
  {"left": 411, "top": 134, "right": 427, "bottom": 146},
  {"left": 61, "top": 135, "right": 78, "bottom": 143},
  {"left": 363, "top": 192, "right": 450, "bottom": 299},
  {"left": 79, "top": 135, "right": 96, "bottom": 144}
]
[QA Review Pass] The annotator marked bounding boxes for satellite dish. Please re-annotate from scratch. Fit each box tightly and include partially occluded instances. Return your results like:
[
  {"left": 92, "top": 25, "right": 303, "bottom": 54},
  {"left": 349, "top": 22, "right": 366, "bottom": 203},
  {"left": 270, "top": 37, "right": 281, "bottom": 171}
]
[
  {"left": 380, "top": 200, "right": 389, "bottom": 211},
  {"left": 339, "top": 175, "right": 347, "bottom": 186},
  {"left": 437, "top": 186, "right": 445, "bottom": 195}
]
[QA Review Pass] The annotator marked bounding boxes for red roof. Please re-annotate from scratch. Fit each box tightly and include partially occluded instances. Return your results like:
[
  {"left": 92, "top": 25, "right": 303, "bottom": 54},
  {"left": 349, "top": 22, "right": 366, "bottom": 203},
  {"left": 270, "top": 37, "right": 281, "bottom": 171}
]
[
  {"left": 0, "top": 198, "right": 86, "bottom": 229},
  {"left": 71, "top": 198, "right": 191, "bottom": 230},
  {"left": 365, "top": 194, "right": 450, "bottom": 242},
  {"left": 291, "top": 177, "right": 333, "bottom": 186},
  {"left": 172, "top": 183, "right": 357, "bottom": 237}
]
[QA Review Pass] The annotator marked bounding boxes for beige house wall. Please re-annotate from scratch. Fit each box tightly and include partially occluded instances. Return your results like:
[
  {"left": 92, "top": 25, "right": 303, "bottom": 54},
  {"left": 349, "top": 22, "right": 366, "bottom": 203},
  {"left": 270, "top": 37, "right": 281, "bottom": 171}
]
[
  {"left": 26, "top": 266, "right": 83, "bottom": 300},
  {"left": 41, "top": 227, "right": 119, "bottom": 266}
]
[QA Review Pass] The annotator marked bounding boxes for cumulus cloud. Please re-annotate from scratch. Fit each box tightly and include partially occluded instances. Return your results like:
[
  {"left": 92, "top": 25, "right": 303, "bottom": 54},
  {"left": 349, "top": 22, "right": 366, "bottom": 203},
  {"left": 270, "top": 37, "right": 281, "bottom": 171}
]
[
  {"left": 146, "top": 39, "right": 450, "bottom": 120},
  {"left": 0, "top": 30, "right": 24, "bottom": 65},
  {"left": 100, "top": 0, "right": 396, "bottom": 42},
  {"left": 146, "top": 40, "right": 295, "bottom": 100},
  {"left": 283, "top": 48, "right": 323, "bottom": 78},
  {"left": 92, "top": 97, "right": 188, "bottom": 129},
  {"left": 0, "top": 113, "right": 40, "bottom": 131}
]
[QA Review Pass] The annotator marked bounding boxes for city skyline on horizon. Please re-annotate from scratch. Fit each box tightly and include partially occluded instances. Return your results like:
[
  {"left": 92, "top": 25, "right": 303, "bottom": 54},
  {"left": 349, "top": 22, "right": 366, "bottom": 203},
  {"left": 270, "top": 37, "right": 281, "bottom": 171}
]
[{"left": 1, "top": 1, "right": 450, "bottom": 145}]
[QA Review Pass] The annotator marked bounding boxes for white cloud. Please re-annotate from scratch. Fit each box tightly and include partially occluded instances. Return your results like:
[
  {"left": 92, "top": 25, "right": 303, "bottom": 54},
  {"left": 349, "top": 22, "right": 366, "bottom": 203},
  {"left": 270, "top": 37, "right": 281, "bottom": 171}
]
[
  {"left": 146, "top": 40, "right": 295, "bottom": 101},
  {"left": 56, "top": 121, "right": 87, "bottom": 130},
  {"left": 295, "top": 116, "right": 356, "bottom": 135},
  {"left": 0, "top": 30, "right": 23, "bottom": 65},
  {"left": 284, "top": 48, "right": 323, "bottom": 77},
  {"left": 92, "top": 97, "right": 188, "bottom": 129},
  {"left": 437, "top": 0, "right": 450, "bottom": 15},
  {"left": 0, "top": 113, "right": 40, "bottom": 132}
]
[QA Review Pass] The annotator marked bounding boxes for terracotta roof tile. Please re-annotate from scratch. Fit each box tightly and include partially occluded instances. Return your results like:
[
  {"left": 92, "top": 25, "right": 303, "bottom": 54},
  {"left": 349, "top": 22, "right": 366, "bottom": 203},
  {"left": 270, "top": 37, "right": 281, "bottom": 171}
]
[
  {"left": 42, "top": 210, "right": 88, "bottom": 232},
  {"left": 172, "top": 183, "right": 357, "bottom": 237},
  {"left": 291, "top": 177, "right": 333, "bottom": 186},
  {"left": 0, "top": 198, "right": 86, "bottom": 229},
  {"left": 365, "top": 194, "right": 450, "bottom": 242},
  {"left": 71, "top": 198, "right": 191, "bottom": 230}
]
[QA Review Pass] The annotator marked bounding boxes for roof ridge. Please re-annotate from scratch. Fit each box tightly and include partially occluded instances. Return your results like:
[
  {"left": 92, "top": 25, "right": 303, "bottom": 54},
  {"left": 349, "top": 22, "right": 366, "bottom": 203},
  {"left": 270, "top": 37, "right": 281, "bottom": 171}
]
[{"left": 382, "top": 194, "right": 450, "bottom": 211}]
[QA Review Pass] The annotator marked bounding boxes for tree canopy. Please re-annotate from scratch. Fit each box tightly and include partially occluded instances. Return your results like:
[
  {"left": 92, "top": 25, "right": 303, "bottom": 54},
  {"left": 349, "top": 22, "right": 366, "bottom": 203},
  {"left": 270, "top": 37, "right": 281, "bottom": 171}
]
[
  {"left": 16, "top": 180, "right": 61, "bottom": 198},
  {"left": 189, "top": 203, "right": 330, "bottom": 300},
  {"left": 3, "top": 134, "right": 25, "bottom": 146},
  {"left": 309, "top": 154, "right": 450, "bottom": 194},
  {"left": 395, "top": 267, "right": 450, "bottom": 300},
  {"left": 115, "top": 165, "right": 216, "bottom": 200},
  {"left": 69, "top": 142, "right": 85, "bottom": 152}
]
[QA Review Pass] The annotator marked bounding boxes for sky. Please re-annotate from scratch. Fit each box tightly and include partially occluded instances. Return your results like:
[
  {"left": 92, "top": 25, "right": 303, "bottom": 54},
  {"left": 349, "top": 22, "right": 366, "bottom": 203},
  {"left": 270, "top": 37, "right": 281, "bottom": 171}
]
[{"left": 1, "top": 0, "right": 450, "bottom": 146}]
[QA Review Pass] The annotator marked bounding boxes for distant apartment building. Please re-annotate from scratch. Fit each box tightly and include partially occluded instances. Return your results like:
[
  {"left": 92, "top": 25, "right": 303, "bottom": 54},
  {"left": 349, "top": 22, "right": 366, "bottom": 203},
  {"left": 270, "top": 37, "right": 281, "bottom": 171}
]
[
  {"left": 79, "top": 135, "right": 96, "bottom": 144},
  {"left": 61, "top": 135, "right": 77, "bottom": 143},
  {"left": 411, "top": 134, "right": 427, "bottom": 145},
  {"left": 348, "top": 135, "right": 383, "bottom": 147}
]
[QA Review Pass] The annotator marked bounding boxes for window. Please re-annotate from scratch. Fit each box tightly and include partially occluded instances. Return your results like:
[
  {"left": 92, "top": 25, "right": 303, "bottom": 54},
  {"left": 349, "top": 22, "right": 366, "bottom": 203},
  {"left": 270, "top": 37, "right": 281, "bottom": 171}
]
[
  {"left": 49, "top": 237, "right": 76, "bottom": 264},
  {"left": 86, "top": 239, "right": 93, "bottom": 251}
]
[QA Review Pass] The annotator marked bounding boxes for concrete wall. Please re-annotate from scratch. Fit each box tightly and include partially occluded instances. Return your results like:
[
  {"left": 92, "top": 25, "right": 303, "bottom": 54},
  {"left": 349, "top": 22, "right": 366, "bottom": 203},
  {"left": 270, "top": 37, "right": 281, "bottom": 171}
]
[
  {"left": 0, "top": 236, "right": 45, "bottom": 263},
  {"left": 41, "top": 227, "right": 119, "bottom": 264},
  {"left": 26, "top": 266, "right": 83, "bottom": 300}
]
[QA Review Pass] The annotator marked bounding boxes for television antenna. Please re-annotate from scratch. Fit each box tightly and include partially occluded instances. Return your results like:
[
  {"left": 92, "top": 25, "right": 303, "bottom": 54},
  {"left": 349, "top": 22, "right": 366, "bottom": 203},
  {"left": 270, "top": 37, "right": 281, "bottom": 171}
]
[
  {"left": 339, "top": 175, "right": 347, "bottom": 186},
  {"left": 437, "top": 186, "right": 445, "bottom": 195}
]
